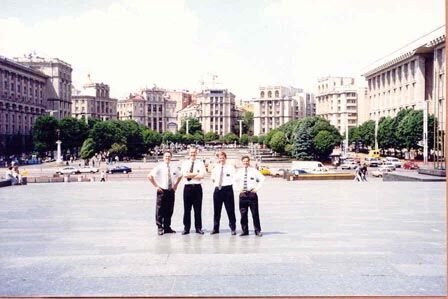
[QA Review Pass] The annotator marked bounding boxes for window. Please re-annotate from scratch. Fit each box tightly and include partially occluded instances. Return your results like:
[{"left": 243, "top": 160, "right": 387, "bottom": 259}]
[{"left": 268, "top": 91, "right": 272, "bottom": 98}]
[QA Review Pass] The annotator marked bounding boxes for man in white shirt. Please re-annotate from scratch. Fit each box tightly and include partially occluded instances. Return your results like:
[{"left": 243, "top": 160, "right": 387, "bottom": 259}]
[
  {"left": 210, "top": 151, "right": 236, "bottom": 235},
  {"left": 234, "top": 155, "right": 265, "bottom": 237},
  {"left": 148, "top": 151, "right": 182, "bottom": 235},
  {"left": 181, "top": 146, "right": 207, "bottom": 235}
]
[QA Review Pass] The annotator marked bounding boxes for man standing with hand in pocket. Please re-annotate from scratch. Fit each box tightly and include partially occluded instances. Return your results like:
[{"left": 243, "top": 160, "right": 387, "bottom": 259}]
[
  {"left": 210, "top": 151, "right": 236, "bottom": 235},
  {"left": 148, "top": 151, "right": 182, "bottom": 236},
  {"left": 234, "top": 155, "right": 265, "bottom": 237}
]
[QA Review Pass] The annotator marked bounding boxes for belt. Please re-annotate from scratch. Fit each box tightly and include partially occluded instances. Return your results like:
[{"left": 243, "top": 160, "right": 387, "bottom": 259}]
[
  {"left": 215, "top": 185, "right": 233, "bottom": 191},
  {"left": 185, "top": 184, "right": 202, "bottom": 187}
]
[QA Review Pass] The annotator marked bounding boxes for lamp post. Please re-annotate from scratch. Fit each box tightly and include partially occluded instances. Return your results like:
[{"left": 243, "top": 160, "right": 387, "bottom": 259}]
[
  {"left": 238, "top": 119, "right": 243, "bottom": 139},
  {"left": 186, "top": 119, "right": 190, "bottom": 135},
  {"left": 55, "top": 129, "right": 63, "bottom": 165}
]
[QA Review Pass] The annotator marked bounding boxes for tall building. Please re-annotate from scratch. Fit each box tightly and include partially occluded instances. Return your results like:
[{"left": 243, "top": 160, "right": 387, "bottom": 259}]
[
  {"left": 0, "top": 55, "right": 48, "bottom": 153},
  {"left": 117, "top": 93, "right": 147, "bottom": 124},
  {"left": 72, "top": 75, "right": 117, "bottom": 121},
  {"left": 14, "top": 55, "right": 72, "bottom": 119},
  {"left": 117, "top": 87, "right": 178, "bottom": 133},
  {"left": 253, "top": 86, "right": 306, "bottom": 136},
  {"left": 363, "top": 26, "right": 445, "bottom": 121},
  {"left": 166, "top": 90, "right": 192, "bottom": 112},
  {"left": 315, "top": 77, "right": 358, "bottom": 134}
]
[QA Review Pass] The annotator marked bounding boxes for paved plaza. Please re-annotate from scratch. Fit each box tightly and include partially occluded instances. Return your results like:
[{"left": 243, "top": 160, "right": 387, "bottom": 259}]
[{"left": 0, "top": 178, "right": 446, "bottom": 296}]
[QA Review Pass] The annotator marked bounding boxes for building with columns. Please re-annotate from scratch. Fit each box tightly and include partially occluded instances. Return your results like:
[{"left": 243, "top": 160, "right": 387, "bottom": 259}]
[
  {"left": 315, "top": 77, "right": 358, "bottom": 134},
  {"left": 72, "top": 76, "right": 117, "bottom": 121},
  {"left": 117, "top": 93, "right": 147, "bottom": 125},
  {"left": 253, "top": 86, "right": 310, "bottom": 136},
  {"left": 363, "top": 26, "right": 445, "bottom": 121},
  {"left": 0, "top": 55, "right": 48, "bottom": 153},
  {"left": 14, "top": 55, "right": 72, "bottom": 119}
]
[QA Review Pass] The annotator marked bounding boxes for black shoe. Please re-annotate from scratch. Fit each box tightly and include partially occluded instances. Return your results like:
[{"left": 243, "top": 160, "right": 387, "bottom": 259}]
[
  {"left": 158, "top": 228, "right": 164, "bottom": 235},
  {"left": 255, "top": 231, "right": 263, "bottom": 237},
  {"left": 195, "top": 229, "right": 204, "bottom": 235},
  {"left": 231, "top": 230, "right": 236, "bottom": 235},
  {"left": 182, "top": 230, "right": 190, "bottom": 235},
  {"left": 210, "top": 230, "right": 219, "bottom": 235},
  {"left": 239, "top": 232, "right": 249, "bottom": 236},
  {"left": 164, "top": 228, "right": 176, "bottom": 234}
]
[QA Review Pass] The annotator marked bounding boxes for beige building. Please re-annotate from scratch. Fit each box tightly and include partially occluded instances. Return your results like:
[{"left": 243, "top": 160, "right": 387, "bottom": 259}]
[
  {"left": 363, "top": 26, "right": 445, "bottom": 121},
  {"left": 117, "top": 87, "right": 178, "bottom": 133},
  {"left": 0, "top": 55, "right": 48, "bottom": 152},
  {"left": 315, "top": 77, "right": 358, "bottom": 134},
  {"left": 166, "top": 90, "right": 192, "bottom": 112},
  {"left": 72, "top": 76, "right": 117, "bottom": 121},
  {"left": 14, "top": 55, "right": 72, "bottom": 119},
  {"left": 253, "top": 86, "right": 309, "bottom": 136}
]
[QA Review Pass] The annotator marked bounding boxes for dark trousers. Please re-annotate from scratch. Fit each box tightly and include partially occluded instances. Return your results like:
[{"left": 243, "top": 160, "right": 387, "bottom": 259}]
[
  {"left": 183, "top": 184, "right": 203, "bottom": 231},
  {"left": 239, "top": 191, "right": 261, "bottom": 233},
  {"left": 155, "top": 189, "right": 175, "bottom": 229},
  {"left": 213, "top": 185, "right": 236, "bottom": 231}
]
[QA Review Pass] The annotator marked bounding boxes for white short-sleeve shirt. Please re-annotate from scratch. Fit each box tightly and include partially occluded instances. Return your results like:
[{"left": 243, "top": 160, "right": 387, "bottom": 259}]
[
  {"left": 181, "top": 159, "right": 206, "bottom": 185},
  {"left": 149, "top": 162, "right": 181, "bottom": 190}
]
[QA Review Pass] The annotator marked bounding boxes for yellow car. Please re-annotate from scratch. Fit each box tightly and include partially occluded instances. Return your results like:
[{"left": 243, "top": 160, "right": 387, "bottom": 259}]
[{"left": 259, "top": 166, "right": 271, "bottom": 176}]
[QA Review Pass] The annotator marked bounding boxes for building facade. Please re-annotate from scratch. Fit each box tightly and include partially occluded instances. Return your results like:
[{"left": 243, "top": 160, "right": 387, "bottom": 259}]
[
  {"left": 14, "top": 55, "right": 72, "bottom": 119},
  {"left": 253, "top": 86, "right": 306, "bottom": 136},
  {"left": 315, "top": 77, "right": 358, "bottom": 134},
  {"left": 363, "top": 26, "right": 445, "bottom": 121},
  {"left": 117, "top": 94, "right": 146, "bottom": 124},
  {"left": 0, "top": 56, "right": 49, "bottom": 153},
  {"left": 72, "top": 76, "right": 117, "bottom": 121}
]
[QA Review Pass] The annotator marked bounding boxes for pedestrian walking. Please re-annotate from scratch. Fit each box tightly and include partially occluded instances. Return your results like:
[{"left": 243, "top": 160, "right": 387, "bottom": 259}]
[
  {"left": 148, "top": 151, "right": 182, "bottom": 235},
  {"left": 354, "top": 165, "right": 363, "bottom": 182},
  {"left": 234, "top": 155, "right": 265, "bottom": 237},
  {"left": 100, "top": 170, "right": 106, "bottom": 182},
  {"left": 360, "top": 163, "right": 368, "bottom": 181},
  {"left": 210, "top": 151, "right": 237, "bottom": 235},
  {"left": 181, "top": 146, "right": 206, "bottom": 235}
]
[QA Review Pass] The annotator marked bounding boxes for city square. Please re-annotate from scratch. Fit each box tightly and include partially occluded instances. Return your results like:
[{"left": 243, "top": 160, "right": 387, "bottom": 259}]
[{"left": 0, "top": 175, "right": 445, "bottom": 296}]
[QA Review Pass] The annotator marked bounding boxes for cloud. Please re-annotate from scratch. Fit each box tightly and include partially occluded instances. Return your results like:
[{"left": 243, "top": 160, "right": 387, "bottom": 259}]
[{"left": 0, "top": 0, "right": 202, "bottom": 98}]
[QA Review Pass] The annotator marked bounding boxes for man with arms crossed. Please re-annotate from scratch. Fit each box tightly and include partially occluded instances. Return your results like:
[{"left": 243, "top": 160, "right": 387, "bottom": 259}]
[
  {"left": 210, "top": 151, "right": 237, "bottom": 235},
  {"left": 148, "top": 151, "right": 182, "bottom": 235},
  {"left": 235, "top": 155, "right": 265, "bottom": 237},
  {"left": 181, "top": 146, "right": 206, "bottom": 235}
]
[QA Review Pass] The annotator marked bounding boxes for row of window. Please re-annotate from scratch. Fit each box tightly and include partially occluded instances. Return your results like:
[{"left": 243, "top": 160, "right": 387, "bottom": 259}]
[
  {"left": 368, "top": 60, "right": 416, "bottom": 91},
  {"left": 260, "top": 90, "right": 280, "bottom": 99}
]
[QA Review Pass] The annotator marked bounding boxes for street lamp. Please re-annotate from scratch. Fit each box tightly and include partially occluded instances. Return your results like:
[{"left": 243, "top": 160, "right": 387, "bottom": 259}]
[
  {"left": 186, "top": 119, "right": 190, "bottom": 135},
  {"left": 238, "top": 119, "right": 243, "bottom": 139},
  {"left": 55, "top": 128, "right": 63, "bottom": 164}
]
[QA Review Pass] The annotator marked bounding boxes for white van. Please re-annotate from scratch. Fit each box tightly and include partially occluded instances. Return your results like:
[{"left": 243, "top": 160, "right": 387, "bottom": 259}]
[
  {"left": 290, "top": 161, "right": 329, "bottom": 174},
  {"left": 384, "top": 157, "right": 402, "bottom": 168}
]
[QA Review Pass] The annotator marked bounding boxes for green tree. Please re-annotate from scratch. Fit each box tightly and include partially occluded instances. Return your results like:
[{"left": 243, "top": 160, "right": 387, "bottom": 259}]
[
  {"left": 58, "top": 117, "right": 89, "bottom": 151},
  {"left": 392, "top": 108, "right": 412, "bottom": 149},
  {"left": 223, "top": 133, "right": 239, "bottom": 144},
  {"left": 80, "top": 138, "right": 96, "bottom": 159},
  {"left": 32, "top": 116, "right": 59, "bottom": 154},
  {"left": 269, "top": 131, "right": 287, "bottom": 153},
  {"left": 89, "top": 121, "right": 124, "bottom": 152},
  {"left": 162, "top": 131, "right": 175, "bottom": 144},
  {"left": 257, "top": 135, "right": 265, "bottom": 145},
  {"left": 143, "top": 129, "right": 162, "bottom": 149},
  {"left": 292, "top": 120, "right": 314, "bottom": 160},
  {"left": 278, "top": 120, "right": 301, "bottom": 143},
  {"left": 204, "top": 131, "right": 219, "bottom": 142},
  {"left": 179, "top": 117, "right": 202, "bottom": 135},
  {"left": 193, "top": 132, "right": 204, "bottom": 144},
  {"left": 239, "top": 133, "right": 249, "bottom": 145},
  {"left": 183, "top": 133, "right": 195, "bottom": 144},
  {"left": 314, "top": 130, "right": 337, "bottom": 160},
  {"left": 397, "top": 109, "right": 423, "bottom": 150},
  {"left": 357, "top": 120, "right": 375, "bottom": 147},
  {"left": 173, "top": 132, "right": 184, "bottom": 144},
  {"left": 250, "top": 135, "right": 259, "bottom": 144},
  {"left": 264, "top": 129, "right": 280, "bottom": 147},
  {"left": 108, "top": 143, "right": 128, "bottom": 158},
  {"left": 114, "top": 120, "right": 145, "bottom": 158},
  {"left": 377, "top": 116, "right": 395, "bottom": 150},
  {"left": 243, "top": 111, "right": 254, "bottom": 135}
]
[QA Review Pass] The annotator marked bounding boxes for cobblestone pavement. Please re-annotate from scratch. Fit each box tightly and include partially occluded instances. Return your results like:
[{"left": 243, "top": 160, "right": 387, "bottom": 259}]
[{"left": 0, "top": 178, "right": 446, "bottom": 296}]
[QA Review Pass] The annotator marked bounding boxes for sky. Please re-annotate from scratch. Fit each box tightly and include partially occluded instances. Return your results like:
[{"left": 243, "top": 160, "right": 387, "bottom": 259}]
[{"left": 0, "top": 0, "right": 444, "bottom": 100}]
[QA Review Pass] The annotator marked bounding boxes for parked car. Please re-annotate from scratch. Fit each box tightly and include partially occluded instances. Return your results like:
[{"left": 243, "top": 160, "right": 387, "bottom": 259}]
[
  {"left": 56, "top": 166, "right": 78, "bottom": 175},
  {"left": 371, "top": 167, "right": 394, "bottom": 177},
  {"left": 270, "top": 168, "right": 286, "bottom": 177},
  {"left": 383, "top": 157, "right": 402, "bottom": 168},
  {"left": 259, "top": 166, "right": 271, "bottom": 176},
  {"left": 364, "top": 157, "right": 381, "bottom": 167},
  {"left": 106, "top": 165, "right": 132, "bottom": 174},
  {"left": 378, "top": 162, "right": 396, "bottom": 171},
  {"left": 290, "top": 161, "right": 329, "bottom": 174},
  {"left": 403, "top": 160, "right": 419, "bottom": 170},
  {"left": 78, "top": 166, "right": 99, "bottom": 173},
  {"left": 340, "top": 161, "right": 358, "bottom": 170}
]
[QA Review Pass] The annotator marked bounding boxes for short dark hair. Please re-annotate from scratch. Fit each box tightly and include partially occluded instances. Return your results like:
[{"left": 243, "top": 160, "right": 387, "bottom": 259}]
[
  {"left": 163, "top": 151, "right": 172, "bottom": 157},
  {"left": 241, "top": 155, "right": 250, "bottom": 161}
]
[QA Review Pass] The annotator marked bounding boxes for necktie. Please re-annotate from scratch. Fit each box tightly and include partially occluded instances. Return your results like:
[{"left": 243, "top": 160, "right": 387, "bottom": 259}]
[
  {"left": 167, "top": 164, "right": 172, "bottom": 190},
  {"left": 218, "top": 165, "right": 224, "bottom": 190},
  {"left": 187, "top": 160, "right": 195, "bottom": 181},
  {"left": 243, "top": 167, "right": 248, "bottom": 191}
]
